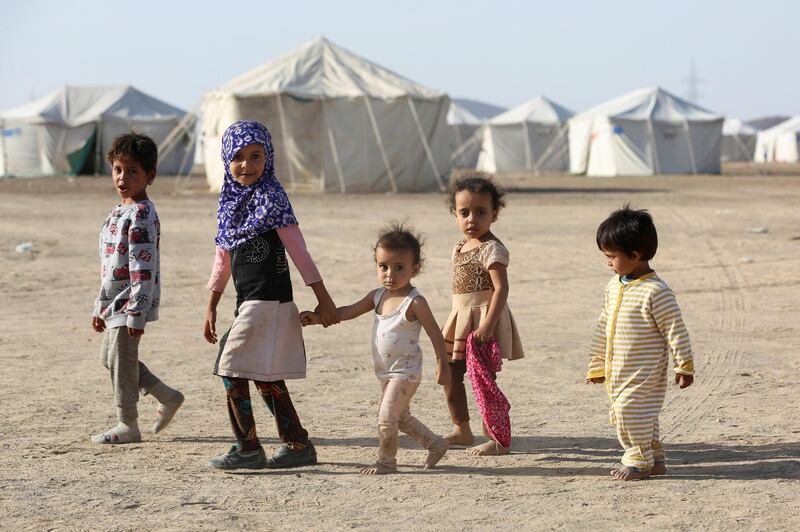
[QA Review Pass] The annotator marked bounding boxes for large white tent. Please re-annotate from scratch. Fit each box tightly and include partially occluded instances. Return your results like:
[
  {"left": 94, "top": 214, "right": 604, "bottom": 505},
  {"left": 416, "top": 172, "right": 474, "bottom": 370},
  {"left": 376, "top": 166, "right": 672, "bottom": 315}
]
[
  {"left": 569, "top": 87, "right": 723, "bottom": 176},
  {"left": 721, "top": 118, "right": 758, "bottom": 162},
  {"left": 0, "top": 85, "right": 192, "bottom": 177},
  {"left": 201, "top": 37, "right": 454, "bottom": 193},
  {"left": 476, "top": 96, "right": 573, "bottom": 173},
  {"left": 754, "top": 116, "right": 800, "bottom": 163}
]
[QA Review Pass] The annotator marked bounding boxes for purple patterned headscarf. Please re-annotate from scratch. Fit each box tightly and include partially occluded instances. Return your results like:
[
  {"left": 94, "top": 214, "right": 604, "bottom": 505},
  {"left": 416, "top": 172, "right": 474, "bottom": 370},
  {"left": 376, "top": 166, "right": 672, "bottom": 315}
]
[{"left": 215, "top": 120, "right": 298, "bottom": 250}]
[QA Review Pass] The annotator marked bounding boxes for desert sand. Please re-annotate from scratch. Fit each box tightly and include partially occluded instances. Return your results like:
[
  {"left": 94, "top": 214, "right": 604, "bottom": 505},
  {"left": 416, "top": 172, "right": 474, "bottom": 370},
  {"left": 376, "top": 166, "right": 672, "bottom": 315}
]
[{"left": 1, "top": 170, "right": 799, "bottom": 530}]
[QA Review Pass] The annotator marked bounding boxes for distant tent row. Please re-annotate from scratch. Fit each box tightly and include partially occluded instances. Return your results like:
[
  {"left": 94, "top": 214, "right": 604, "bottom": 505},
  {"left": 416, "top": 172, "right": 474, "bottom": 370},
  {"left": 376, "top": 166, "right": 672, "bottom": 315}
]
[
  {"left": 0, "top": 85, "right": 194, "bottom": 177},
  {"left": 2, "top": 38, "right": 796, "bottom": 186}
]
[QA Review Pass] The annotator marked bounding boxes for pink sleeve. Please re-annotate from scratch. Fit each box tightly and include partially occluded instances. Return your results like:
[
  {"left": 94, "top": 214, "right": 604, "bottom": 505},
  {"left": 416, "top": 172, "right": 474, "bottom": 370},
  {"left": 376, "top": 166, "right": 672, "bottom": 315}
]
[
  {"left": 277, "top": 224, "right": 323, "bottom": 285},
  {"left": 206, "top": 246, "right": 232, "bottom": 292}
]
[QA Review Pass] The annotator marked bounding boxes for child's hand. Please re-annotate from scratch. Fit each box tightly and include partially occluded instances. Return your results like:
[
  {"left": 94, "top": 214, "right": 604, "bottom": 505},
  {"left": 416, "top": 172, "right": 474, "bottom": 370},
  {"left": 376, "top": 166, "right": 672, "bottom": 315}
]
[
  {"left": 204, "top": 309, "right": 218, "bottom": 344},
  {"left": 676, "top": 373, "right": 694, "bottom": 389},
  {"left": 91, "top": 316, "right": 106, "bottom": 333},
  {"left": 436, "top": 360, "right": 451, "bottom": 386},
  {"left": 586, "top": 377, "right": 605, "bottom": 384},
  {"left": 473, "top": 324, "right": 494, "bottom": 344},
  {"left": 299, "top": 311, "right": 321, "bottom": 327},
  {"left": 315, "top": 300, "right": 339, "bottom": 328},
  {"left": 128, "top": 327, "right": 144, "bottom": 337}
]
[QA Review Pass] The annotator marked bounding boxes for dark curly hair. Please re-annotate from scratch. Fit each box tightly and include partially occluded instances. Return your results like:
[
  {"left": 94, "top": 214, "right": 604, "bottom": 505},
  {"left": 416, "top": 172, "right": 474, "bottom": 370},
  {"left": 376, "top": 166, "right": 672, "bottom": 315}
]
[
  {"left": 374, "top": 221, "right": 424, "bottom": 268},
  {"left": 106, "top": 132, "right": 158, "bottom": 174},
  {"left": 596, "top": 204, "right": 658, "bottom": 260},
  {"left": 447, "top": 172, "right": 506, "bottom": 214}
]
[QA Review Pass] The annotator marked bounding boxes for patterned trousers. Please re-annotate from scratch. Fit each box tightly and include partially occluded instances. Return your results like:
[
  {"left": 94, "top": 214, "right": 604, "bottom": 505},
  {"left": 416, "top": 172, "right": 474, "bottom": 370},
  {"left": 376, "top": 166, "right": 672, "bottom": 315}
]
[{"left": 223, "top": 377, "right": 309, "bottom": 452}]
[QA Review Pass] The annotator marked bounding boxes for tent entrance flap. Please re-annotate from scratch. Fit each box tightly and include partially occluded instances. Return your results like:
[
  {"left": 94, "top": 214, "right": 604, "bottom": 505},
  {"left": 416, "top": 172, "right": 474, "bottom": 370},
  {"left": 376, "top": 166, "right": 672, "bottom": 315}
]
[{"left": 67, "top": 128, "right": 97, "bottom": 175}]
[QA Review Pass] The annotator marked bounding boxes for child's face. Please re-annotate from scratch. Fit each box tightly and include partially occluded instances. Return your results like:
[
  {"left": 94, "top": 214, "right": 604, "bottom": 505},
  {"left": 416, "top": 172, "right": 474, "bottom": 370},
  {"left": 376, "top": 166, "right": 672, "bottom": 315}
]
[
  {"left": 454, "top": 190, "right": 497, "bottom": 240},
  {"left": 601, "top": 247, "right": 644, "bottom": 277},
  {"left": 230, "top": 143, "right": 267, "bottom": 186},
  {"left": 110, "top": 155, "right": 155, "bottom": 204},
  {"left": 375, "top": 246, "right": 419, "bottom": 292}
]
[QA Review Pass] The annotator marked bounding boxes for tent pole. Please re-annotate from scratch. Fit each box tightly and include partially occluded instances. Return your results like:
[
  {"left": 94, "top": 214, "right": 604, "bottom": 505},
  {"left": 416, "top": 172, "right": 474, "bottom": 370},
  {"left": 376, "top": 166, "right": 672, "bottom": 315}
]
[
  {"left": 407, "top": 97, "right": 445, "bottom": 191},
  {"left": 327, "top": 128, "right": 346, "bottom": 193},
  {"left": 521, "top": 121, "right": 533, "bottom": 171},
  {"left": 647, "top": 117, "right": 660, "bottom": 174},
  {"left": 275, "top": 94, "right": 297, "bottom": 188},
  {"left": 683, "top": 118, "right": 698, "bottom": 174},
  {"left": 365, "top": 96, "right": 397, "bottom": 193}
]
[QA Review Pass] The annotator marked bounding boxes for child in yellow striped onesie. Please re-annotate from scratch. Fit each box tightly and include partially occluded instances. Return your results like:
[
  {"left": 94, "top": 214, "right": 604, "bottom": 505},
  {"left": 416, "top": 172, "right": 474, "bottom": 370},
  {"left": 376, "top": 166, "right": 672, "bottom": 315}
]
[{"left": 586, "top": 206, "right": 694, "bottom": 481}]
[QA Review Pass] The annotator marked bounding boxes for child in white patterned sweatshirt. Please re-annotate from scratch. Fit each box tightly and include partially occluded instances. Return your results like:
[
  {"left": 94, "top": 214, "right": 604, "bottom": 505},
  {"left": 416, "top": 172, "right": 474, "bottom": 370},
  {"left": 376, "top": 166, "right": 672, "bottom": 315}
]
[{"left": 90, "top": 133, "right": 184, "bottom": 444}]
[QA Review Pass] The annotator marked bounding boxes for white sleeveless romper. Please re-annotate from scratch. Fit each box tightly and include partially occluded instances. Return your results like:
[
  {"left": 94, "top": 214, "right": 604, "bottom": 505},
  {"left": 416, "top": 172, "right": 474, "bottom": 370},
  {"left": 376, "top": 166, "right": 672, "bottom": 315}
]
[{"left": 371, "top": 287, "right": 424, "bottom": 382}]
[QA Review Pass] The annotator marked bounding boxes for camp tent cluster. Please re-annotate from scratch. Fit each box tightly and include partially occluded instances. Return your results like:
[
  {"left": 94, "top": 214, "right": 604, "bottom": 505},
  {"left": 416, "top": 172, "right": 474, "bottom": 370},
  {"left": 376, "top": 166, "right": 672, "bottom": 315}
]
[
  {"left": 1, "top": 37, "right": 794, "bottom": 186},
  {"left": 0, "top": 85, "right": 194, "bottom": 177}
]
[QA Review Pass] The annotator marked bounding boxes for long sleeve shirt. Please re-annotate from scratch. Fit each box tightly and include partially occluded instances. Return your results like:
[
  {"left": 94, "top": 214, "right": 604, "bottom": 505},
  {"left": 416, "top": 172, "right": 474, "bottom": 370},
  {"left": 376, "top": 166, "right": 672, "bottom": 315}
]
[
  {"left": 206, "top": 224, "right": 321, "bottom": 293},
  {"left": 587, "top": 272, "right": 694, "bottom": 381},
  {"left": 93, "top": 200, "right": 160, "bottom": 329}
]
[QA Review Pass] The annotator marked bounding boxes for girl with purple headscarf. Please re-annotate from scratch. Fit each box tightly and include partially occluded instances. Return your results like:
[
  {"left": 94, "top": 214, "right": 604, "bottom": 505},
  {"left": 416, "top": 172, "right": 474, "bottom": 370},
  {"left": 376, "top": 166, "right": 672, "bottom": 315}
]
[{"left": 202, "top": 120, "right": 339, "bottom": 470}]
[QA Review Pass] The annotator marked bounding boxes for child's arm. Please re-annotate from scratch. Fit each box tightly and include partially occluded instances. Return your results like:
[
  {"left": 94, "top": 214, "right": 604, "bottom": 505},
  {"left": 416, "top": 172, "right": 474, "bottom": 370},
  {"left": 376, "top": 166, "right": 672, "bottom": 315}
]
[
  {"left": 408, "top": 296, "right": 451, "bottom": 386},
  {"left": 475, "top": 263, "right": 509, "bottom": 343},
  {"left": 586, "top": 287, "right": 609, "bottom": 384},
  {"left": 204, "top": 290, "right": 223, "bottom": 344},
  {"left": 300, "top": 290, "right": 377, "bottom": 326},
  {"left": 204, "top": 247, "right": 231, "bottom": 344},
  {"left": 125, "top": 207, "right": 158, "bottom": 337},
  {"left": 276, "top": 225, "right": 339, "bottom": 327},
  {"left": 652, "top": 287, "right": 695, "bottom": 389}
]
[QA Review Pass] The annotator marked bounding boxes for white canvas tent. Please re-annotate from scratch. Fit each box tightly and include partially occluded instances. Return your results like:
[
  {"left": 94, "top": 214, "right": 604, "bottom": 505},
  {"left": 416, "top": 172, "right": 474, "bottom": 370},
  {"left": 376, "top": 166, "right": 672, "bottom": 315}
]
[
  {"left": 569, "top": 87, "right": 723, "bottom": 176},
  {"left": 0, "top": 85, "right": 192, "bottom": 177},
  {"left": 754, "top": 116, "right": 800, "bottom": 163},
  {"left": 721, "top": 118, "right": 758, "bottom": 162},
  {"left": 476, "top": 96, "right": 573, "bottom": 173},
  {"left": 201, "top": 37, "right": 454, "bottom": 193}
]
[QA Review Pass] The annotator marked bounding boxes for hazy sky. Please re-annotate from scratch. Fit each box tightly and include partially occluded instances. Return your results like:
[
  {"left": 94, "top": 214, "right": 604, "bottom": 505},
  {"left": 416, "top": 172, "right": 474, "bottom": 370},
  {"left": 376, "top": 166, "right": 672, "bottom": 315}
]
[{"left": 2, "top": 0, "right": 797, "bottom": 120}]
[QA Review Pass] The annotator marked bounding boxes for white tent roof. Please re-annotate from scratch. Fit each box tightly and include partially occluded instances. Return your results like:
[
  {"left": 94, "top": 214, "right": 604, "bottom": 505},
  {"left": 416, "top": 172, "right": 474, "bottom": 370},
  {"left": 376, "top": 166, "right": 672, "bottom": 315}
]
[
  {"left": 213, "top": 36, "right": 444, "bottom": 99},
  {"left": 723, "top": 118, "right": 757, "bottom": 136},
  {"left": 448, "top": 102, "right": 482, "bottom": 125},
  {"left": 759, "top": 116, "right": 800, "bottom": 136},
  {"left": 490, "top": 95, "right": 573, "bottom": 125},
  {"left": 573, "top": 87, "right": 722, "bottom": 123},
  {"left": 1, "top": 85, "right": 184, "bottom": 126}
]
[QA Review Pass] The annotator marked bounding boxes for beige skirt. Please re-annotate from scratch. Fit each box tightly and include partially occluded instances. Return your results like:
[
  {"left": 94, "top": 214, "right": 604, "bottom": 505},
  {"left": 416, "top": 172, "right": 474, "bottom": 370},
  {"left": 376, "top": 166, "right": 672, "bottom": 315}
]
[
  {"left": 214, "top": 300, "right": 306, "bottom": 381},
  {"left": 442, "top": 290, "right": 524, "bottom": 361}
]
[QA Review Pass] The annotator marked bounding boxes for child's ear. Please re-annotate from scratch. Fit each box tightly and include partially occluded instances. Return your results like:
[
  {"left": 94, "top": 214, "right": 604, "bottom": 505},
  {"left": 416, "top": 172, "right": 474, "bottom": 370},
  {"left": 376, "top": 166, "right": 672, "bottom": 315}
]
[
  {"left": 412, "top": 263, "right": 421, "bottom": 276},
  {"left": 146, "top": 169, "right": 157, "bottom": 184},
  {"left": 631, "top": 250, "right": 641, "bottom": 261},
  {"left": 492, "top": 209, "right": 498, "bottom": 222}
]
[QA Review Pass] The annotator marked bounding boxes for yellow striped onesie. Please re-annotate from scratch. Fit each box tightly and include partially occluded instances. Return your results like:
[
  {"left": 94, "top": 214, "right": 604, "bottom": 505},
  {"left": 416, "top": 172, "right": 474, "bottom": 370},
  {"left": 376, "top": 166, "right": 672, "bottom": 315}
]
[{"left": 587, "top": 272, "right": 694, "bottom": 470}]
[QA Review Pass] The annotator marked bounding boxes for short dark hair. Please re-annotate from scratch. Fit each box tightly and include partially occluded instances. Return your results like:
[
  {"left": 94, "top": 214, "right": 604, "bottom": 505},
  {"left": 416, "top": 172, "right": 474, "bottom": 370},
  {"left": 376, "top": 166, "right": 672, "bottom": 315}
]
[
  {"left": 596, "top": 204, "right": 658, "bottom": 260},
  {"left": 106, "top": 132, "right": 158, "bottom": 174},
  {"left": 374, "top": 221, "right": 424, "bottom": 267},
  {"left": 447, "top": 172, "right": 506, "bottom": 213}
]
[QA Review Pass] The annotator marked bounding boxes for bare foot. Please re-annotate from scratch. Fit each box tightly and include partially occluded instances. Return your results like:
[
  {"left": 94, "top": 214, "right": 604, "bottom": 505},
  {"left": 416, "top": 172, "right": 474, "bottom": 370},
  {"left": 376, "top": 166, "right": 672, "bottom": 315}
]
[
  {"left": 424, "top": 438, "right": 449, "bottom": 469},
  {"left": 467, "top": 440, "right": 510, "bottom": 456},
  {"left": 360, "top": 463, "right": 397, "bottom": 476},
  {"left": 651, "top": 461, "right": 667, "bottom": 476},
  {"left": 610, "top": 465, "right": 651, "bottom": 481},
  {"left": 445, "top": 424, "right": 475, "bottom": 446}
]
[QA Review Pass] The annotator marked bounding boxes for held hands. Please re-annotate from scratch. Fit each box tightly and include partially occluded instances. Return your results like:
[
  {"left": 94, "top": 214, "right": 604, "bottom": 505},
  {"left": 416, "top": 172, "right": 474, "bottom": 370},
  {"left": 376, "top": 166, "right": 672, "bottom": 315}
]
[
  {"left": 676, "top": 373, "right": 694, "bottom": 389},
  {"left": 299, "top": 311, "right": 322, "bottom": 327},
  {"left": 314, "top": 298, "right": 339, "bottom": 328},
  {"left": 91, "top": 316, "right": 106, "bottom": 333},
  {"left": 203, "top": 308, "right": 218, "bottom": 344}
]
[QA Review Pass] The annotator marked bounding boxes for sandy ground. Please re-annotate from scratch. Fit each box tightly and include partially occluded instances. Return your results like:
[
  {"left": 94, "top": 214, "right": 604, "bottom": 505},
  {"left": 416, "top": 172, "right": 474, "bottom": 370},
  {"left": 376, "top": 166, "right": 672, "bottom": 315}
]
[{"left": 1, "top": 171, "right": 799, "bottom": 530}]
